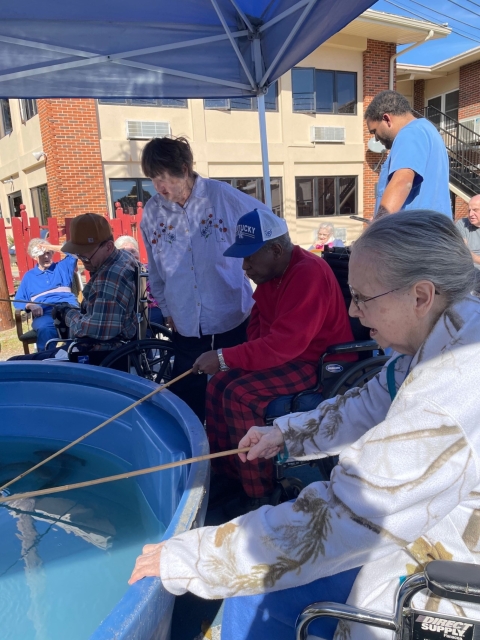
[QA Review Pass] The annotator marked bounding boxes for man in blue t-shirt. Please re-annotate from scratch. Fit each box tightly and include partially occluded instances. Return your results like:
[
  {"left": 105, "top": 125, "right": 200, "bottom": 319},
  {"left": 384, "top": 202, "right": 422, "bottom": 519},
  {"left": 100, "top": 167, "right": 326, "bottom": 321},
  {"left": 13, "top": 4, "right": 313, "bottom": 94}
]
[
  {"left": 365, "top": 90, "right": 451, "bottom": 219},
  {"left": 14, "top": 238, "right": 79, "bottom": 350}
]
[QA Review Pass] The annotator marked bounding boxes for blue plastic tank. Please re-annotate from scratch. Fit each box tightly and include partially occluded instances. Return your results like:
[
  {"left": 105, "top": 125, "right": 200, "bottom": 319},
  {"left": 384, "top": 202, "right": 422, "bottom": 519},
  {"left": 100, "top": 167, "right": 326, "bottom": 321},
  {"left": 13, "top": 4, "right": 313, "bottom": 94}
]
[{"left": 0, "top": 362, "right": 209, "bottom": 640}]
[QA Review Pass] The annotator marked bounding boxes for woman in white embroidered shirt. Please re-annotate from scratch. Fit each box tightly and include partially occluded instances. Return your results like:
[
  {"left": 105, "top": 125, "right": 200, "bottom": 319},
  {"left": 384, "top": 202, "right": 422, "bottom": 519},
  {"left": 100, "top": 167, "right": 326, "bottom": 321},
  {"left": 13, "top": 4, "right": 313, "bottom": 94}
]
[{"left": 130, "top": 210, "right": 480, "bottom": 640}]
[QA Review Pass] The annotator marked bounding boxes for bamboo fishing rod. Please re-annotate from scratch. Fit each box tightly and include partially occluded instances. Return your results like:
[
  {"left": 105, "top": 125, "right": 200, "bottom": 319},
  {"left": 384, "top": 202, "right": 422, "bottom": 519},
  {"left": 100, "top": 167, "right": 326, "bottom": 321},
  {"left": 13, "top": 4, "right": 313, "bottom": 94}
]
[
  {"left": 0, "top": 446, "right": 251, "bottom": 503},
  {"left": 0, "top": 368, "right": 194, "bottom": 493},
  {"left": 0, "top": 298, "right": 62, "bottom": 306}
]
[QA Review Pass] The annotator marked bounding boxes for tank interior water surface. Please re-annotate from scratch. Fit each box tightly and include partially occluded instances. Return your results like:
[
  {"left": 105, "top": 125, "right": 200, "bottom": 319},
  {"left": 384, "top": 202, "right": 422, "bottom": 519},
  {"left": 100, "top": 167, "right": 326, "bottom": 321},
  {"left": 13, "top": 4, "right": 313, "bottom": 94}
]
[{"left": 0, "top": 437, "right": 166, "bottom": 640}]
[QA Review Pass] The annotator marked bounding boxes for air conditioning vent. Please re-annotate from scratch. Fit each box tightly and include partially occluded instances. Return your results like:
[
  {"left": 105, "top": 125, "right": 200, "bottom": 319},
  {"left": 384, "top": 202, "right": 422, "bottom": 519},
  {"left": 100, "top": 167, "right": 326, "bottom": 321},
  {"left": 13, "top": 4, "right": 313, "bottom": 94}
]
[
  {"left": 310, "top": 126, "right": 345, "bottom": 143},
  {"left": 126, "top": 120, "right": 171, "bottom": 140}
]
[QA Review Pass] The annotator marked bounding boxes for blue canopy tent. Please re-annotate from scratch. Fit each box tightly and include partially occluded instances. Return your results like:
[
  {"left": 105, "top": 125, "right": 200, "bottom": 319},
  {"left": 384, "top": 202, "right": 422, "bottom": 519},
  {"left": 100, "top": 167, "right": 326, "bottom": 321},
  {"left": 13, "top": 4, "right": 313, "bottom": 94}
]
[{"left": 1, "top": 0, "right": 375, "bottom": 208}]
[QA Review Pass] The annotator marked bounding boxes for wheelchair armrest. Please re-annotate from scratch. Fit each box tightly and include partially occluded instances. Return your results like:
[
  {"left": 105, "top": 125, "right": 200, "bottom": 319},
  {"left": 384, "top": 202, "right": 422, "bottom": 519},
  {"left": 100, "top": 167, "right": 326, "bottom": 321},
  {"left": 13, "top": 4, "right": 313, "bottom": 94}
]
[
  {"left": 325, "top": 340, "right": 379, "bottom": 355},
  {"left": 425, "top": 560, "right": 480, "bottom": 605}
]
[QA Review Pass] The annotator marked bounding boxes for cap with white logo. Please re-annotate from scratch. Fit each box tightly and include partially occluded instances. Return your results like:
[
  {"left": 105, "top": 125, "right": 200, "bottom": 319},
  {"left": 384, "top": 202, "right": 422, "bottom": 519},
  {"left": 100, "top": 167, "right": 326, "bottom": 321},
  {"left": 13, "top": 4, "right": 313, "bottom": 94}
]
[{"left": 223, "top": 209, "right": 288, "bottom": 258}]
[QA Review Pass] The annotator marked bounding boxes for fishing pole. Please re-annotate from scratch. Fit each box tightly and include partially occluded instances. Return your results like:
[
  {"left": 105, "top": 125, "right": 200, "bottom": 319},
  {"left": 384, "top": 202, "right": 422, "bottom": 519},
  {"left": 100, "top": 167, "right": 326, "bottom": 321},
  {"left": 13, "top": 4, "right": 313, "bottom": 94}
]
[{"left": 0, "top": 298, "right": 61, "bottom": 307}]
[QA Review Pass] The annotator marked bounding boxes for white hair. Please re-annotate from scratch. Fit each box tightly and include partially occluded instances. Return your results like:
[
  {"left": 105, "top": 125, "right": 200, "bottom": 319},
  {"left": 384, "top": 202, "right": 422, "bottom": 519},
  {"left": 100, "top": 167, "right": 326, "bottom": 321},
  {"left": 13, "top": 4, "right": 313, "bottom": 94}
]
[
  {"left": 351, "top": 210, "right": 475, "bottom": 306},
  {"left": 115, "top": 235, "right": 139, "bottom": 251},
  {"left": 27, "top": 237, "right": 46, "bottom": 258}
]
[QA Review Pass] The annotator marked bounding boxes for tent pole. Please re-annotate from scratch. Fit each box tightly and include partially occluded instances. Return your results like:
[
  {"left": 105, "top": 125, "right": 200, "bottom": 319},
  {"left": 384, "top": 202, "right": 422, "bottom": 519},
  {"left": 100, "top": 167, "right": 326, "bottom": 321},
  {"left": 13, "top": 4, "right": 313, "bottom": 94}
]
[{"left": 257, "top": 95, "right": 272, "bottom": 210}]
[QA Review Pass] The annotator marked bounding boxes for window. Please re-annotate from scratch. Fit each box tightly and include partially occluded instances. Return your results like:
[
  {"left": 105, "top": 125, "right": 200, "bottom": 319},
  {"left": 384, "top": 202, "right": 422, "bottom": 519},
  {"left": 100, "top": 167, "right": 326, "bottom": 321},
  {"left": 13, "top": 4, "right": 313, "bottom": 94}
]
[
  {"left": 217, "top": 177, "right": 283, "bottom": 217},
  {"left": 296, "top": 176, "right": 357, "bottom": 217},
  {"left": 31, "top": 184, "right": 51, "bottom": 226},
  {"left": 8, "top": 191, "right": 23, "bottom": 219},
  {"left": 110, "top": 179, "right": 155, "bottom": 215},
  {"left": 292, "top": 68, "right": 357, "bottom": 114},
  {"left": 426, "top": 90, "right": 459, "bottom": 129},
  {"left": 0, "top": 99, "right": 12, "bottom": 137},
  {"left": 99, "top": 98, "right": 187, "bottom": 108},
  {"left": 204, "top": 82, "right": 278, "bottom": 112},
  {"left": 20, "top": 99, "right": 38, "bottom": 121}
]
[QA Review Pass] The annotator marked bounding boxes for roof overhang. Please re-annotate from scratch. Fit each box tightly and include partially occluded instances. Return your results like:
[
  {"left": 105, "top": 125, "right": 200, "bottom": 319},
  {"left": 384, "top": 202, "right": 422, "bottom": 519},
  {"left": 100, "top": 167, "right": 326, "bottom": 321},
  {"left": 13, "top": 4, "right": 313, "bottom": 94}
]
[
  {"left": 340, "top": 9, "right": 450, "bottom": 45},
  {"left": 397, "top": 44, "right": 480, "bottom": 80}
]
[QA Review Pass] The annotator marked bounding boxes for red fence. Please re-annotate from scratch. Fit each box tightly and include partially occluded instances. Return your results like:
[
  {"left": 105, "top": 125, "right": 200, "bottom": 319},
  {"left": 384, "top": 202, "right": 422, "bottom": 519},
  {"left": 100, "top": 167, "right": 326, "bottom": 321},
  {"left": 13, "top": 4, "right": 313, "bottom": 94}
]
[{"left": 0, "top": 202, "right": 147, "bottom": 295}]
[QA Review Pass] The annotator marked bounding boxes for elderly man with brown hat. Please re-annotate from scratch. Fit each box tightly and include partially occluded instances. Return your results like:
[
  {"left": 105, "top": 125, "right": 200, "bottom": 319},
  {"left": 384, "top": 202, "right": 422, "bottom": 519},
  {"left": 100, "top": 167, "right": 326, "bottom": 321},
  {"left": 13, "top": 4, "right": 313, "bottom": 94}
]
[{"left": 9, "top": 213, "right": 138, "bottom": 365}]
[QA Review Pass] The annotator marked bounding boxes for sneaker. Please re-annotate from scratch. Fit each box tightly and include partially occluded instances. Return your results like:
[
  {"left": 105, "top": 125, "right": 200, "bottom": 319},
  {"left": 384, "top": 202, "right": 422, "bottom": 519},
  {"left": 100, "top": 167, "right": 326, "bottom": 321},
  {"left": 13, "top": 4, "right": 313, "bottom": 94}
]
[
  {"left": 208, "top": 474, "right": 243, "bottom": 510},
  {"left": 223, "top": 491, "right": 276, "bottom": 519}
]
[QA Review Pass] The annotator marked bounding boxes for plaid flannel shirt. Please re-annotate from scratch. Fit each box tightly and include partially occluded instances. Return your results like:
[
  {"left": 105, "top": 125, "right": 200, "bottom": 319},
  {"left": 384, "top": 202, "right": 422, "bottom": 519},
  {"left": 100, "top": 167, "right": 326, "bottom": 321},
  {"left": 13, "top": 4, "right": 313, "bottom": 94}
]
[{"left": 65, "top": 248, "right": 137, "bottom": 349}]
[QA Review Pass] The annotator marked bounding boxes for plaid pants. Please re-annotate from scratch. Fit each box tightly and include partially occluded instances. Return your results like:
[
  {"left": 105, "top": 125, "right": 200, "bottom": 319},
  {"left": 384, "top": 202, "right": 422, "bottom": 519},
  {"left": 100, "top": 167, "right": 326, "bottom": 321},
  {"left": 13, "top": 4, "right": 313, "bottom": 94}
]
[{"left": 205, "top": 361, "right": 317, "bottom": 498}]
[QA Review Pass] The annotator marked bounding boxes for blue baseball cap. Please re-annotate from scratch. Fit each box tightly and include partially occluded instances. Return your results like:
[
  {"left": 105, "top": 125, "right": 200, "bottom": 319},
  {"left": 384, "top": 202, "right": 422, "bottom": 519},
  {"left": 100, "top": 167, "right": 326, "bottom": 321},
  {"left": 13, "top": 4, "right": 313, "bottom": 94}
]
[{"left": 223, "top": 209, "right": 289, "bottom": 258}]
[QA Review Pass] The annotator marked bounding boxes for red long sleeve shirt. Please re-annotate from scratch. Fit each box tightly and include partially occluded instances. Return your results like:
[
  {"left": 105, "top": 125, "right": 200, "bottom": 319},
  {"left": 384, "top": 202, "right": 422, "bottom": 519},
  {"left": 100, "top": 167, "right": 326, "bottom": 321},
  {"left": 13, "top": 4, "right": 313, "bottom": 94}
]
[{"left": 223, "top": 246, "right": 353, "bottom": 371}]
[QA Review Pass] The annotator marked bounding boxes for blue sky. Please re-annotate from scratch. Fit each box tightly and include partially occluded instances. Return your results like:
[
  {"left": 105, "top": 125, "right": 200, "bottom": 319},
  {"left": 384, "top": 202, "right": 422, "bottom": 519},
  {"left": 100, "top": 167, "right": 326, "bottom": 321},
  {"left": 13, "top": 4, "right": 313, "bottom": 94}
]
[{"left": 372, "top": 0, "right": 480, "bottom": 65}]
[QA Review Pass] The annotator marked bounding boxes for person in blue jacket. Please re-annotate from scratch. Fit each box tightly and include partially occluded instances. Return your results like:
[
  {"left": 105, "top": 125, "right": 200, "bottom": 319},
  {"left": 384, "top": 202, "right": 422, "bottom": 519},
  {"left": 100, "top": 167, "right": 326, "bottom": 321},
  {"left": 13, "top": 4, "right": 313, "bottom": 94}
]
[{"left": 14, "top": 238, "right": 79, "bottom": 350}]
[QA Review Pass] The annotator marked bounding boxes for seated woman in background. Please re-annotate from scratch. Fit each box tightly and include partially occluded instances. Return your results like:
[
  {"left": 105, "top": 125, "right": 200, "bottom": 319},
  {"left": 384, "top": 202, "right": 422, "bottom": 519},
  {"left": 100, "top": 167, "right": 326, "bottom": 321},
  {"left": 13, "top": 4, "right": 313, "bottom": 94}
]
[
  {"left": 114, "top": 234, "right": 164, "bottom": 327},
  {"left": 130, "top": 211, "right": 480, "bottom": 640},
  {"left": 13, "top": 238, "right": 79, "bottom": 351},
  {"left": 309, "top": 222, "right": 344, "bottom": 252}
]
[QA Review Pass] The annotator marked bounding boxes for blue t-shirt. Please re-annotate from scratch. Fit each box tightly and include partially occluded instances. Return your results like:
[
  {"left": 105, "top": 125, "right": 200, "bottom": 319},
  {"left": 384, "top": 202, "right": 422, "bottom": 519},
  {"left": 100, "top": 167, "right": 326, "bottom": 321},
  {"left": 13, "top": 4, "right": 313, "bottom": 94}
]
[
  {"left": 14, "top": 254, "right": 79, "bottom": 309},
  {"left": 375, "top": 117, "right": 452, "bottom": 218}
]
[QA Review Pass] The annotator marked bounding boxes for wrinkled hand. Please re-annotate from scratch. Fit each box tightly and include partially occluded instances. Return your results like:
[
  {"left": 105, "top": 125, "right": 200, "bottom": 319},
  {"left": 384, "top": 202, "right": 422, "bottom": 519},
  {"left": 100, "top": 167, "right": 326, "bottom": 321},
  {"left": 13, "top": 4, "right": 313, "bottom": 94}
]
[
  {"left": 165, "top": 316, "right": 177, "bottom": 332},
  {"left": 238, "top": 426, "right": 285, "bottom": 462},
  {"left": 128, "top": 542, "right": 165, "bottom": 585},
  {"left": 193, "top": 350, "right": 220, "bottom": 375},
  {"left": 26, "top": 303, "right": 43, "bottom": 318}
]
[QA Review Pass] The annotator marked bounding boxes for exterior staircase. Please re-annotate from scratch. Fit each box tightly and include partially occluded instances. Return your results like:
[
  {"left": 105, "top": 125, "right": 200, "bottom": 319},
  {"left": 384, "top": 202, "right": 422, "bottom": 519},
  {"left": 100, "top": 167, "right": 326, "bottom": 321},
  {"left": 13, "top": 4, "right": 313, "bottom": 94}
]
[{"left": 421, "top": 105, "right": 480, "bottom": 200}]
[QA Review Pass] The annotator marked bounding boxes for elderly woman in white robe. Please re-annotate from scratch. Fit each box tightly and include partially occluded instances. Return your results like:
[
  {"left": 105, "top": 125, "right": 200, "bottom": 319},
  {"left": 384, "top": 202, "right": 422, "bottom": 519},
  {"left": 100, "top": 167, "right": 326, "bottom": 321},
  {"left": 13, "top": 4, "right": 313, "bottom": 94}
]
[{"left": 130, "top": 210, "right": 480, "bottom": 640}]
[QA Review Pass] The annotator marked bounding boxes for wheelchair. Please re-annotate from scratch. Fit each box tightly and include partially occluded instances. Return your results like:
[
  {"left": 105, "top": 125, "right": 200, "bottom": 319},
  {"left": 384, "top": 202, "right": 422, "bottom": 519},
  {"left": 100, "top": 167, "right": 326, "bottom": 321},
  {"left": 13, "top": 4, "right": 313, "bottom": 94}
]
[
  {"left": 264, "top": 246, "right": 390, "bottom": 503},
  {"left": 46, "top": 267, "right": 175, "bottom": 384},
  {"left": 296, "top": 560, "right": 480, "bottom": 640}
]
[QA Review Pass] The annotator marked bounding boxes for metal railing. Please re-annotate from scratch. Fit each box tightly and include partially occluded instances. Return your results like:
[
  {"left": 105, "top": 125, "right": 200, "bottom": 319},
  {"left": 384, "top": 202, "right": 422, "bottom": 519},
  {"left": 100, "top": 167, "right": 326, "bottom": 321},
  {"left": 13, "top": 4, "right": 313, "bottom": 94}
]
[{"left": 421, "top": 105, "right": 480, "bottom": 196}]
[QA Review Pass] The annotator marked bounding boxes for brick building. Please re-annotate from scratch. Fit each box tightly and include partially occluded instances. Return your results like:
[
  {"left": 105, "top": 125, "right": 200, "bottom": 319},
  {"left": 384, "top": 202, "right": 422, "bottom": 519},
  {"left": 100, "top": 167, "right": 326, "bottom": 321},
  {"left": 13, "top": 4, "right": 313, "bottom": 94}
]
[{"left": 0, "top": 10, "right": 448, "bottom": 246}]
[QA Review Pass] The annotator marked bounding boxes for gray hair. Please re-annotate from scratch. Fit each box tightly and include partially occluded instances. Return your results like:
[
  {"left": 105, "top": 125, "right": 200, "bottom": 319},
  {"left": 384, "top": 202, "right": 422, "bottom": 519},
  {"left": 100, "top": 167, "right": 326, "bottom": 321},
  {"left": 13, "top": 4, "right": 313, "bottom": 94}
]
[
  {"left": 264, "top": 232, "right": 293, "bottom": 252},
  {"left": 351, "top": 210, "right": 475, "bottom": 306},
  {"left": 115, "top": 235, "right": 138, "bottom": 251},
  {"left": 27, "top": 237, "right": 46, "bottom": 258},
  {"left": 364, "top": 90, "right": 413, "bottom": 122}
]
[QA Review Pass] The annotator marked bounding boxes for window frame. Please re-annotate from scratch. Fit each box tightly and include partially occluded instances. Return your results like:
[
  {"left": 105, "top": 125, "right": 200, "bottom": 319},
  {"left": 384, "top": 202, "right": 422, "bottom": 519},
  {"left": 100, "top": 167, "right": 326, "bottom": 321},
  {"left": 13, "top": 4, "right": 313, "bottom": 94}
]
[
  {"left": 292, "top": 68, "right": 357, "bottom": 115},
  {"left": 217, "top": 177, "right": 283, "bottom": 217},
  {"left": 98, "top": 98, "right": 188, "bottom": 108},
  {"left": 204, "top": 82, "right": 278, "bottom": 112},
  {"left": 0, "top": 99, "right": 13, "bottom": 137},
  {"left": 20, "top": 99, "right": 38, "bottom": 121},
  {"left": 30, "top": 184, "right": 51, "bottom": 226},
  {"left": 295, "top": 175, "right": 358, "bottom": 218},
  {"left": 109, "top": 178, "right": 156, "bottom": 215}
]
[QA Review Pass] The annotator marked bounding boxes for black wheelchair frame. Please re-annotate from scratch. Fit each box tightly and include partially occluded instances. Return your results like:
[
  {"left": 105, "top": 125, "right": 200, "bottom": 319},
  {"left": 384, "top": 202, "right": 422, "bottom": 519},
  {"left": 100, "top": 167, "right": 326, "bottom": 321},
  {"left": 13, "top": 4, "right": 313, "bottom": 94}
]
[{"left": 296, "top": 560, "right": 480, "bottom": 640}]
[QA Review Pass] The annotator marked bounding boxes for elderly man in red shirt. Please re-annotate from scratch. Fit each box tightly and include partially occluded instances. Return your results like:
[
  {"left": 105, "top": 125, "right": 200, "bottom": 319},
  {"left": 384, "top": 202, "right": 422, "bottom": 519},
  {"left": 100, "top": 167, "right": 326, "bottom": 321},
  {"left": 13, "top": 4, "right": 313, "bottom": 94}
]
[{"left": 193, "top": 209, "right": 353, "bottom": 516}]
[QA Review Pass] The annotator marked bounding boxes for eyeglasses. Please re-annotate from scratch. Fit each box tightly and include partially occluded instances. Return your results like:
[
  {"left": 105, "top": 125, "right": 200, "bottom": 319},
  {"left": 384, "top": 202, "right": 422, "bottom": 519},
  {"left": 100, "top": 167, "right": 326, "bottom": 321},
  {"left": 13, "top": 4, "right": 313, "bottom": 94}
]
[
  {"left": 75, "top": 242, "right": 105, "bottom": 264},
  {"left": 348, "top": 284, "right": 401, "bottom": 310}
]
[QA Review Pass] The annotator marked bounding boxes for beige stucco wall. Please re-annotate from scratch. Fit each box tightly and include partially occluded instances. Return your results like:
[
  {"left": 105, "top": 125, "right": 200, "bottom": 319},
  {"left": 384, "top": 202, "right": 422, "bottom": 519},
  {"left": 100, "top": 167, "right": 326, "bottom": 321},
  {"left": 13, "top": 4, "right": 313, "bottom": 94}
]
[
  {"left": 424, "top": 72, "right": 459, "bottom": 101},
  {"left": 99, "top": 37, "right": 367, "bottom": 246},
  {"left": 0, "top": 99, "right": 47, "bottom": 225}
]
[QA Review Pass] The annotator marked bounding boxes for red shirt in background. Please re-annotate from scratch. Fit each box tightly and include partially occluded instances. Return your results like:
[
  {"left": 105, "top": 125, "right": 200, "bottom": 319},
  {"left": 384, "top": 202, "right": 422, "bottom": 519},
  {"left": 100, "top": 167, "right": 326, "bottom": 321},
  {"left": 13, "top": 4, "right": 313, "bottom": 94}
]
[{"left": 223, "top": 245, "right": 353, "bottom": 371}]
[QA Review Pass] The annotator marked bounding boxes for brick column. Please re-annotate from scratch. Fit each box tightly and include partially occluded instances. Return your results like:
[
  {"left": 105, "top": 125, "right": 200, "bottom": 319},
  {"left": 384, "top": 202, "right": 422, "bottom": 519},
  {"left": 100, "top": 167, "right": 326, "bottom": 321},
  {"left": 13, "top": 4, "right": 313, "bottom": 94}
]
[
  {"left": 38, "top": 99, "right": 108, "bottom": 225},
  {"left": 459, "top": 60, "right": 480, "bottom": 121},
  {"left": 363, "top": 39, "right": 396, "bottom": 219},
  {"left": 455, "top": 196, "right": 469, "bottom": 220},
  {"left": 413, "top": 80, "right": 425, "bottom": 114}
]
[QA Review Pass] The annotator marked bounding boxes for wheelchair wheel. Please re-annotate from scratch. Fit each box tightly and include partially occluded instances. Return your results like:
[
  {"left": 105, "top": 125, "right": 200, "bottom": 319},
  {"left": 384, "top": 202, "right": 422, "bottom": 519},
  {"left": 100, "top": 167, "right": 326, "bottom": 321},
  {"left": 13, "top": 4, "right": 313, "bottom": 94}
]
[
  {"left": 323, "top": 355, "right": 390, "bottom": 399},
  {"left": 99, "top": 339, "right": 174, "bottom": 383},
  {"left": 272, "top": 476, "right": 304, "bottom": 505},
  {"left": 147, "top": 322, "right": 173, "bottom": 341}
]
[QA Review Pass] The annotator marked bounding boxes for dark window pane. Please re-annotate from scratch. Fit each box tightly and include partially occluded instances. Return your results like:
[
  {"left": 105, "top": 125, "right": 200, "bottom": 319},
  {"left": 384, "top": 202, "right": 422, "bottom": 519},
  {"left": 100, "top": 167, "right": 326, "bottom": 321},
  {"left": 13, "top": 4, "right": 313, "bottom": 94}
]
[
  {"left": 292, "top": 68, "right": 315, "bottom": 112},
  {"left": 230, "top": 96, "right": 254, "bottom": 111},
  {"left": 98, "top": 98, "right": 128, "bottom": 104},
  {"left": 336, "top": 72, "right": 356, "bottom": 114},
  {"left": 427, "top": 97, "right": 442, "bottom": 127},
  {"left": 31, "top": 184, "right": 51, "bottom": 226},
  {"left": 0, "top": 99, "right": 12, "bottom": 136},
  {"left": 111, "top": 179, "right": 138, "bottom": 215},
  {"left": 338, "top": 177, "right": 356, "bottom": 214},
  {"left": 131, "top": 98, "right": 157, "bottom": 105},
  {"left": 296, "top": 178, "right": 314, "bottom": 217},
  {"left": 160, "top": 99, "right": 187, "bottom": 108},
  {"left": 204, "top": 98, "right": 229, "bottom": 109},
  {"left": 264, "top": 82, "right": 277, "bottom": 111},
  {"left": 315, "top": 70, "right": 334, "bottom": 114},
  {"left": 8, "top": 191, "right": 23, "bottom": 218},
  {"left": 445, "top": 90, "right": 459, "bottom": 122},
  {"left": 140, "top": 180, "right": 155, "bottom": 205},
  {"left": 318, "top": 178, "right": 335, "bottom": 216},
  {"left": 234, "top": 178, "right": 258, "bottom": 199}
]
